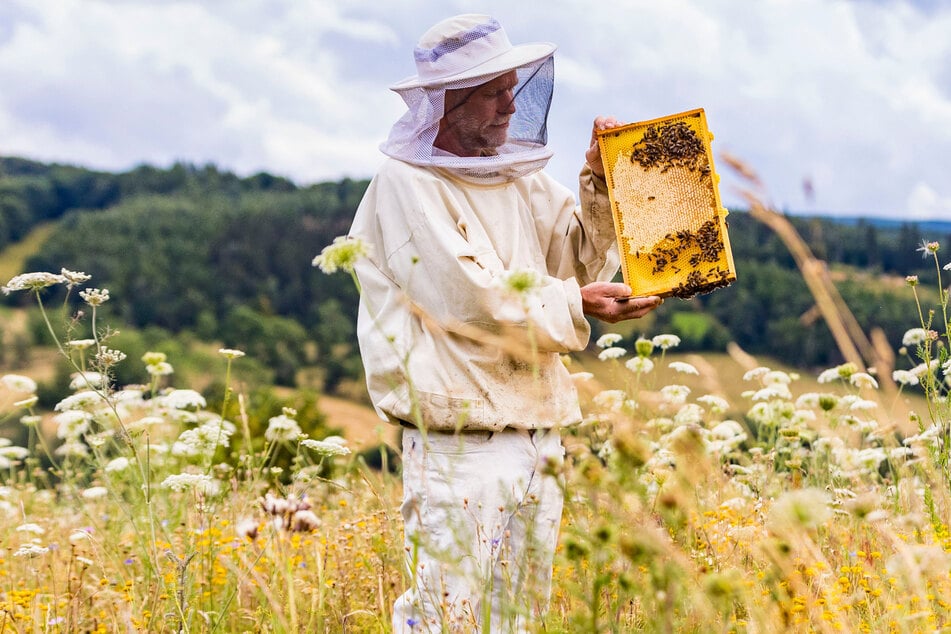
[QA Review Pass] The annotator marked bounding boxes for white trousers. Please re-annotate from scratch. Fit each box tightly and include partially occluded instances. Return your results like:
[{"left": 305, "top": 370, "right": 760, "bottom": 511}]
[{"left": 392, "top": 427, "right": 565, "bottom": 633}]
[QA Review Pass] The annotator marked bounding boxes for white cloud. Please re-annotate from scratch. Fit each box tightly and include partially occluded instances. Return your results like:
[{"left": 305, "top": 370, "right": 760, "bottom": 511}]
[
  {"left": 0, "top": 0, "right": 948, "bottom": 219},
  {"left": 906, "top": 182, "right": 951, "bottom": 218}
]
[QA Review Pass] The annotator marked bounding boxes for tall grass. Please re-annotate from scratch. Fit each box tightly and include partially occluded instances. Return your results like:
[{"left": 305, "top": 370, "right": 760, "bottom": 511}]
[{"left": 0, "top": 183, "right": 949, "bottom": 632}]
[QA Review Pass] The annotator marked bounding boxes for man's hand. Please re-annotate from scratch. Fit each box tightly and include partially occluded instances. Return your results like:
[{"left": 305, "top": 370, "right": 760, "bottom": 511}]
[
  {"left": 581, "top": 282, "right": 662, "bottom": 324},
  {"left": 585, "top": 116, "right": 625, "bottom": 179}
]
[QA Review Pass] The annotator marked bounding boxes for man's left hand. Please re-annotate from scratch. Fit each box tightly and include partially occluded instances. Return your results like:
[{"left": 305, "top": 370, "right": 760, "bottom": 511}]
[
  {"left": 585, "top": 116, "right": 625, "bottom": 179},
  {"left": 581, "top": 282, "right": 662, "bottom": 323}
]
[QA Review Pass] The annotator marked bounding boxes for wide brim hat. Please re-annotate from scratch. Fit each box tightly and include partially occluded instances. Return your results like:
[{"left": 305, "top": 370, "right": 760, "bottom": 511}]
[{"left": 390, "top": 14, "right": 556, "bottom": 92}]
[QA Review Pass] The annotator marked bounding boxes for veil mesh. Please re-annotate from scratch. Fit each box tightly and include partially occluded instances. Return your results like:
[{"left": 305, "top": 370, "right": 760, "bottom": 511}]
[{"left": 380, "top": 56, "right": 555, "bottom": 184}]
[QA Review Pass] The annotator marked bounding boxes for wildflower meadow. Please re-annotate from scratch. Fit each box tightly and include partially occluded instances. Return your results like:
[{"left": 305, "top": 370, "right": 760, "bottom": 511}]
[{"left": 1, "top": 210, "right": 950, "bottom": 632}]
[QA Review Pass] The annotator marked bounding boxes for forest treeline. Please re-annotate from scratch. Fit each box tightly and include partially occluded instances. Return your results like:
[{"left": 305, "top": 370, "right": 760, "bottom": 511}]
[{"left": 2, "top": 155, "right": 948, "bottom": 395}]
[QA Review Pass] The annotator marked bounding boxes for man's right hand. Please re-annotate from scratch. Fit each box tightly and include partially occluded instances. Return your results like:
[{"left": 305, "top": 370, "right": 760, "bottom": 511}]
[{"left": 581, "top": 282, "right": 662, "bottom": 324}]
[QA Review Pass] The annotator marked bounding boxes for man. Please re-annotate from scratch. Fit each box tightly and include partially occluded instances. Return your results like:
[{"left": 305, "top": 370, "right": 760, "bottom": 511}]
[{"left": 348, "top": 14, "right": 662, "bottom": 632}]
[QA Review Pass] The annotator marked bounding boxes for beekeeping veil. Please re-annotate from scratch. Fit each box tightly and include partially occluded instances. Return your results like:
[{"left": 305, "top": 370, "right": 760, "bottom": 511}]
[{"left": 380, "top": 14, "right": 556, "bottom": 184}]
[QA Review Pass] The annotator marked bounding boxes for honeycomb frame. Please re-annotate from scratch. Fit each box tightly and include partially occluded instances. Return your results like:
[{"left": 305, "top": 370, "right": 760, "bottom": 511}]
[{"left": 597, "top": 108, "right": 736, "bottom": 299}]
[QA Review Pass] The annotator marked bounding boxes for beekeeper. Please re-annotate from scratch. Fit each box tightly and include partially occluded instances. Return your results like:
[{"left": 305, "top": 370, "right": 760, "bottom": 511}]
[{"left": 348, "top": 14, "right": 662, "bottom": 632}]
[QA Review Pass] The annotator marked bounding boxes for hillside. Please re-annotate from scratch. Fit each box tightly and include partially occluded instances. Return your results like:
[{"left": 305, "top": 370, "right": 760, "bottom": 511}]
[{"left": 1, "top": 155, "right": 946, "bottom": 399}]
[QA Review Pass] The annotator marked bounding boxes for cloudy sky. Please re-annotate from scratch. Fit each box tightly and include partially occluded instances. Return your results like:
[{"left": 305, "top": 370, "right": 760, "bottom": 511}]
[{"left": 1, "top": 0, "right": 949, "bottom": 219}]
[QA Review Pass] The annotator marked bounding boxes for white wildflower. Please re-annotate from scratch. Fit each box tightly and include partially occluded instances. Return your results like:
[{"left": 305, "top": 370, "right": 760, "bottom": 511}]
[
  {"left": 114, "top": 388, "right": 144, "bottom": 403},
  {"left": 945, "top": 262, "right": 951, "bottom": 271},
  {"left": 848, "top": 398, "right": 878, "bottom": 412},
  {"left": 95, "top": 347, "right": 125, "bottom": 365},
  {"left": 2, "top": 272, "right": 66, "bottom": 294},
  {"left": 707, "top": 420, "right": 747, "bottom": 452},
  {"left": 104, "top": 457, "right": 130, "bottom": 473},
  {"left": 910, "top": 360, "right": 940, "bottom": 378},
  {"left": 710, "top": 420, "right": 746, "bottom": 440},
  {"left": 312, "top": 236, "right": 371, "bottom": 274},
  {"left": 751, "top": 384, "right": 792, "bottom": 401},
  {"left": 903, "top": 424, "right": 943, "bottom": 447},
  {"left": 593, "top": 389, "right": 626, "bottom": 412},
  {"left": 176, "top": 419, "right": 235, "bottom": 455},
  {"left": 813, "top": 436, "right": 844, "bottom": 453},
  {"left": 697, "top": 394, "right": 729, "bottom": 413},
  {"left": 660, "top": 384, "right": 691, "bottom": 405},
  {"left": 218, "top": 348, "right": 246, "bottom": 359},
  {"left": 55, "top": 440, "right": 89, "bottom": 458},
  {"left": 668, "top": 361, "right": 699, "bottom": 375},
  {"left": 598, "top": 347, "right": 626, "bottom": 361},
  {"left": 625, "top": 357, "right": 654, "bottom": 374},
  {"left": 902, "top": 328, "right": 929, "bottom": 347},
  {"left": 265, "top": 414, "right": 302, "bottom": 442},
  {"left": 569, "top": 371, "right": 594, "bottom": 382},
  {"left": 13, "top": 544, "right": 49, "bottom": 558},
  {"left": 163, "top": 409, "right": 198, "bottom": 425},
  {"left": 301, "top": 438, "right": 352, "bottom": 457},
  {"left": 16, "top": 523, "right": 45, "bottom": 535},
  {"left": 596, "top": 333, "right": 623, "bottom": 349},
  {"left": 1, "top": 374, "right": 37, "bottom": 393},
  {"left": 86, "top": 430, "right": 112, "bottom": 449},
  {"left": 763, "top": 370, "right": 793, "bottom": 386},
  {"left": 742, "top": 367, "right": 771, "bottom": 382},
  {"left": 69, "top": 372, "right": 106, "bottom": 391},
  {"left": 145, "top": 362, "right": 174, "bottom": 377},
  {"left": 645, "top": 417, "right": 674, "bottom": 433},
  {"left": 850, "top": 372, "right": 879, "bottom": 389},
  {"left": 79, "top": 288, "right": 110, "bottom": 306},
  {"left": 835, "top": 447, "right": 886, "bottom": 476},
  {"left": 162, "top": 473, "right": 221, "bottom": 495},
  {"left": 54, "top": 410, "right": 93, "bottom": 439},
  {"left": 651, "top": 334, "right": 681, "bottom": 350},
  {"left": 892, "top": 370, "right": 919, "bottom": 386},
  {"left": 817, "top": 368, "right": 841, "bottom": 384},
  {"left": 55, "top": 390, "right": 102, "bottom": 412},
  {"left": 646, "top": 447, "right": 676, "bottom": 471},
  {"left": 67, "top": 339, "right": 96, "bottom": 350},
  {"left": 81, "top": 486, "right": 108, "bottom": 499},
  {"left": 791, "top": 409, "right": 817, "bottom": 426},
  {"left": 60, "top": 268, "right": 91, "bottom": 286},
  {"left": 160, "top": 389, "right": 206, "bottom": 410},
  {"left": 673, "top": 403, "right": 704, "bottom": 426},
  {"left": 69, "top": 530, "right": 92, "bottom": 542},
  {"left": 747, "top": 400, "right": 795, "bottom": 426},
  {"left": 768, "top": 488, "right": 832, "bottom": 531},
  {"left": 134, "top": 416, "right": 167, "bottom": 429},
  {"left": 0, "top": 446, "right": 29, "bottom": 460}
]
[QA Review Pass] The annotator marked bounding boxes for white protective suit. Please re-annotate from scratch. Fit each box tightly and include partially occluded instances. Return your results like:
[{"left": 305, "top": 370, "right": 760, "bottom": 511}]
[{"left": 348, "top": 158, "right": 620, "bottom": 432}]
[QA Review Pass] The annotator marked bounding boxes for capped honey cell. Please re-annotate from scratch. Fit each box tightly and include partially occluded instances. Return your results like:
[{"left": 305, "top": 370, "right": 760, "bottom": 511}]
[{"left": 597, "top": 108, "right": 736, "bottom": 299}]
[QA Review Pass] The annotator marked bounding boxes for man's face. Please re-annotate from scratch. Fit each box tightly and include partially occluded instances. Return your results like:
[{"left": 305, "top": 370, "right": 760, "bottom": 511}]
[{"left": 435, "top": 70, "right": 518, "bottom": 157}]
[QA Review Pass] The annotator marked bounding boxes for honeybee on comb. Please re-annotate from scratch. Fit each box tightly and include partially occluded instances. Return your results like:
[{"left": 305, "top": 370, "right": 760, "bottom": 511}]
[{"left": 597, "top": 109, "right": 736, "bottom": 299}]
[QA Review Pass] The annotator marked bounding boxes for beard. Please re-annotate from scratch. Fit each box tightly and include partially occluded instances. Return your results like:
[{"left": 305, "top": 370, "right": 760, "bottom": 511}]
[{"left": 451, "top": 116, "right": 511, "bottom": 155}]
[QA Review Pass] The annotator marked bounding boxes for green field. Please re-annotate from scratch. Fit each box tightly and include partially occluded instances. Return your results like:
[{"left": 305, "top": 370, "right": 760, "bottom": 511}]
[{"left": 0, "top": 222, "right": 55, "bottom": 284}]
